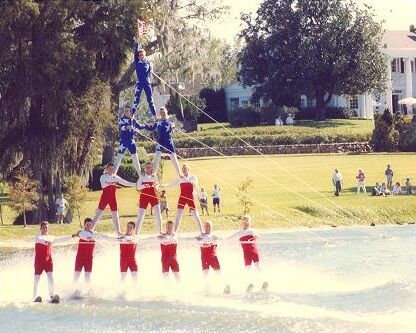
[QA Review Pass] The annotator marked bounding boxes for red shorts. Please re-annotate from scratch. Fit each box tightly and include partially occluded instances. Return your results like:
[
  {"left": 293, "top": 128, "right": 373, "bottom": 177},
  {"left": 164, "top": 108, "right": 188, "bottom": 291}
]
[
  {"left": 75, "top": 256, "right": 93, "bottom": 272},
  {"left": 201, "top": 255, "right": 220, "bottom": 271},
  {"left": 120, "top": 259, "right": 138, "bottom": 273},
  {"left": 139, "top": 194, "right": 159, "bottom": 209},
  {"left": 177, "top": 196, "right": 195, "bottom": 210},
  {"left": 34, "top": 259, "right": 53, "bottom": 275},
  {"left": 244, "top": 252, "right": 260, "bottom": 266},
  {"left": 162, "top": 257, "right": 179, "bottom": 273},
  {"left": 98, "top": 195, "right": 117, "bottom": 211}
]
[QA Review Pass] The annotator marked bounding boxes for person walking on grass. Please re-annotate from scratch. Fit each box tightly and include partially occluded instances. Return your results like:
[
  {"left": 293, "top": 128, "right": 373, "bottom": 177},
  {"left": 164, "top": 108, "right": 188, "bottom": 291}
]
[
  {"left": 332, "top": 168, "right": 343, "bottom": 196},
  {"left": 356, "top": 168, "right": 366, "bottom": 194},
  {"left": 212, "top": 184, "right": 221, "bottom": 215},
  {"left": 385, "top": 164, "right": 394, "bottom": 189}
]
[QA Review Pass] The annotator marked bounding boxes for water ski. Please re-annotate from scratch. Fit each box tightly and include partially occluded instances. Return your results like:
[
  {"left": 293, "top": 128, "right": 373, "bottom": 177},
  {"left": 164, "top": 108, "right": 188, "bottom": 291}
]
[
  {"left": 34, "top": 296, "right": 42, "bottom": 303},
  {"left": 50, "top": 294, "right": 60, "bottom": 304}
]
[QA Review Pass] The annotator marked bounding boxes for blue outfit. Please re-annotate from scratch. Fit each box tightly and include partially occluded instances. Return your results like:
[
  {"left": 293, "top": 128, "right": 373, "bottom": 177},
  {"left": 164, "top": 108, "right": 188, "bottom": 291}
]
[
  {"left": 133, "top": 42, "right": 156, "bottom": 116},
  {"left": 118, "top": 115, "right": 145, "bottom": 154},
  {"left": 144, "top": 119, "right": 175, "bottom": 153}
]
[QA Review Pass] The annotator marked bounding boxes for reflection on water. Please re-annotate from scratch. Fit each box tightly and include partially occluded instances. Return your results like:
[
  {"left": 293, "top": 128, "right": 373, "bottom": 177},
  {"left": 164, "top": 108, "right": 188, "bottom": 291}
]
[{"left": 0, "top": 225, "right": 415, "bottom": 333}]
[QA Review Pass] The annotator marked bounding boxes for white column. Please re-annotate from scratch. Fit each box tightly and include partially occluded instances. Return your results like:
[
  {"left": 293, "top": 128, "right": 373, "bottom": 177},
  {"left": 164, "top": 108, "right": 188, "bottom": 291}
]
[
  {"left": 359, "top": 95, "right": 365, "bottom": 118},
  {"left": 366, "top": 93, "right": 374, "bottom": 119},
  {"left": 404, "top": 57, "right": 413, "bottom": 98},
  {"left": 385, "top": 57, "right": 393, "bottom": 112}
]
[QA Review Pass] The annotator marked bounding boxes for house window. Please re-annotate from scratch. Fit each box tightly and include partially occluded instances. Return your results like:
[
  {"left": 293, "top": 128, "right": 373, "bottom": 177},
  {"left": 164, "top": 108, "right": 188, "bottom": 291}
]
[
  {"left": 230, "top": 98, "right": 239, "bottom": 111},
  {"left": 349, "top": 96, "right": 359, "bottom": 110},
  {"left": 411, "top": 59, "right": 416, "bottom": 73},
  {"left": 300, "top": 96, "right": 315, "bottom": 108},
  {"left": 391, "top": 58, "right": 404, "bottom": 73},
  {"left": 241, "top": 100, "right": 249, "bottom": 106},
  {"left": 306, "top": 97, "right": 315, "bottom": 108}
]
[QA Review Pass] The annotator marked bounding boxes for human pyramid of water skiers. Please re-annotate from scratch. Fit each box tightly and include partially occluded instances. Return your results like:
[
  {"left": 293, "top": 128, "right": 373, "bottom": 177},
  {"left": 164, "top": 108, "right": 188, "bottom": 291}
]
[{"left": 33, "top": 39, "right": 267, "bottom": 304}]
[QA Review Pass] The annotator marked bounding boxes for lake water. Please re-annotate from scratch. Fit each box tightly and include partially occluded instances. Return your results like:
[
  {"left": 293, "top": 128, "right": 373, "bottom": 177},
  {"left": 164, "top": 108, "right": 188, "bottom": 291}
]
[{"left": 0, "top": 225, "right": 415, "bottom": 333}]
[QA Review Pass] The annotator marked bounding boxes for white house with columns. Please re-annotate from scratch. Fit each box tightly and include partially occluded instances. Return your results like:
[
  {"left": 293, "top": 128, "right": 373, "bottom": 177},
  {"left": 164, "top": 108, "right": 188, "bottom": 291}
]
[{"left": 224, "top": 30, "right": 416, "bottom": 119}]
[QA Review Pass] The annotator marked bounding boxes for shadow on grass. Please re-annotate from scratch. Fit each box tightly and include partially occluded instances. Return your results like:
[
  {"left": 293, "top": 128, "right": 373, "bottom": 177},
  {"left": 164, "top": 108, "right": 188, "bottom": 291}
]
[{"left": 293, "top": 205, "right": 327, "bottom": 217}]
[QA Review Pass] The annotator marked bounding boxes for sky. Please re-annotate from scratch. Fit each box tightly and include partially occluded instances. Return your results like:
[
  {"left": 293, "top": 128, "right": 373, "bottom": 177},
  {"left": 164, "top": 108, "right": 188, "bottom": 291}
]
[{"left": 208, "top": 0, "right": 416, "bottom": 41}]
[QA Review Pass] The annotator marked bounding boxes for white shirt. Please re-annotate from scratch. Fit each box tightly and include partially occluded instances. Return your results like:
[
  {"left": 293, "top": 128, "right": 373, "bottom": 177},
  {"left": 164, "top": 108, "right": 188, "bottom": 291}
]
[
  {"left": 78, "top": 230, "right": 111, "bottom": 241},
  {"left": 212, "top": 189, "right": 221, "bottom": 199},
  {"left": 55, "top": 198, "right": 68, "bottom": 207},
  {"left": 35, "top": 234, "right": 72, "bottom": 245},
  {"left": 159, "top": 234, "right": 177, "bottom": 245},
  {"left": 199, "top": 191, "right": 207, "bottom": 201},
  {"left": 119, "top": 235, "right": 138, "bottom": 244},
  {"left": 166, "top": 174, "right": 198, "bottom": 188},
  {"left": 100, "top": 174, "right": 136, "bottom": 189},
  {"left": 228, "top": 228, "right": 257, "bottom": 240},
  {"left": 137, "top": 173, "right": 159, "bottom": 190},
  {"left": 286, "top": 116, "right": 294, "bottom": 125},
  {"left": 198, "top": 233, "right": 219, "bottom": 246},
  {"left": 332, "top": 172, "right": 343, "bottom": 182}
]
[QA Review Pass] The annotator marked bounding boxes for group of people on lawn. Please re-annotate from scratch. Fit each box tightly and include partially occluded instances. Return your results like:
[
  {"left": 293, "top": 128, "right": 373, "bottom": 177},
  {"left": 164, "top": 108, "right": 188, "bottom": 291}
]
[{"left": 332, "top": 164, "right": 413, "bottom": 197}]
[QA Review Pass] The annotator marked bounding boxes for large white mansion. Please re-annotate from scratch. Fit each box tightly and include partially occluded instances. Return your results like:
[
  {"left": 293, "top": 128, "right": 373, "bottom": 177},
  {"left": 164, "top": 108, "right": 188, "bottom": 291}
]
[{"left": 224, "top": 30, "right": 416, "bottom": 118}]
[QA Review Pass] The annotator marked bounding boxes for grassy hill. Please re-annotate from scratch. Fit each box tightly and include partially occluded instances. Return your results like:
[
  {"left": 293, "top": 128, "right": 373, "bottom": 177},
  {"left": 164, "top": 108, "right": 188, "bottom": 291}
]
[{"left": 140, "top": 119, "right": 374, "bottom": 150}]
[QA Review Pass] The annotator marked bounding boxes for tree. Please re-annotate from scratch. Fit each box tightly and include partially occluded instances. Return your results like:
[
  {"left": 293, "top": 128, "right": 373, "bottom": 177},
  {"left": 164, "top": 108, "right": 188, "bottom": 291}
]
[
  {"left": 166, "top": 90, "right": 205, "bottom": 121},
  {"left": 64, "top": 175, "right": 88, "bottom": 227},
  {"left": 102, "top": 0, "right": 230, "bottom": 164},
  {"left": 9, "top": 170, "right": 40, "bottom": 227},
  {"left": 198, "top": 88, "right": 227, "bottom": 123},
  {"left": 238, "top": 0, "right": 387, "bottom": 119},
  {"left": 236, "top": 177, "right": 254, "bottom": 215},
  {"left": 0, "top": 182, "right": 9, "bottom": 226},
  {"left": 0, "top": 0, "right": 147, "bottom": 222}
]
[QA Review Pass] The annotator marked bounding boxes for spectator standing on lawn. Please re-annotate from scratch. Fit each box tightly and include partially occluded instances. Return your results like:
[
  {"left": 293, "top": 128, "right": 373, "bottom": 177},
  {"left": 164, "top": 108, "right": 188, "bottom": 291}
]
[
  {"left": 385, "top": 165, "right": 394, "bottom": 189},
  {"left": 405, "top": 178, "right": 413, "bottom": 195},
  {"left": 356, "top": 168, "right": 366, "bottom": 194},
  {"left": 159, "top": 190, "right": 170, "bottom": 218},
  {"left": 55, "top": 194, "right": 69, "bottom": 224},
  {"left": 332, "top": 168, "right": 343, "bottom": 196},
  {"left": 212, "top": 185, "right": 221, "bottom": 215},
  {"left": 199, "top": 187, "right": 209, "bottom": 216}
]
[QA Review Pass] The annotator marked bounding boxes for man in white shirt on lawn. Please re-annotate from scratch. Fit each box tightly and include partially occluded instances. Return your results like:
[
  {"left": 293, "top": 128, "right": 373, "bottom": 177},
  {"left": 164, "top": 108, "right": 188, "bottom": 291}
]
[{"left": 55, "top": 193, "right": 69, "bottom": 224}]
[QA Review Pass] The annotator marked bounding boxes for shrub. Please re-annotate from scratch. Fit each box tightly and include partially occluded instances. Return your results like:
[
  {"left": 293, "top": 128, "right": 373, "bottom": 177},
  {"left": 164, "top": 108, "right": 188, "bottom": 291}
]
[
  {"left": 371, "top": 109, "right": 399, "bottom": 152},
  {"left": 260, "top": 103, "right": 299, "bottom": 125},
  {"left": 297, "top": 107, "right": 357, "bottom": 120},
  {"left": 228, "top": 105, "right": 261, "bottom": 127},
  {"left": 326, "top": 107, "right": 357, "bottom": 119},
  {"left": 399, "top": 122, "right": 416, "bottom": 152},
  {"left": 166, "top": 91, "right": 205, "bottom": 121}
]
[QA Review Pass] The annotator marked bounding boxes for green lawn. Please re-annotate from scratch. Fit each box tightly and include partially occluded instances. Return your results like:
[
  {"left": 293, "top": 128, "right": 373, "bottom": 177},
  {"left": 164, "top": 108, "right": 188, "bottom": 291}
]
[{"left": 1, "top": 153, "right": 415, "bottom": 244}]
